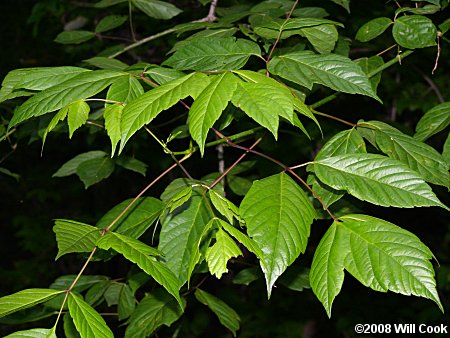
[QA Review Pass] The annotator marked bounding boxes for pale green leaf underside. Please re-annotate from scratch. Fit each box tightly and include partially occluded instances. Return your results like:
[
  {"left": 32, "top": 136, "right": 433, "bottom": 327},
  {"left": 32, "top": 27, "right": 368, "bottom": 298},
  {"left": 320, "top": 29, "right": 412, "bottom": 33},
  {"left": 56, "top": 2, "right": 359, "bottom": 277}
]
[
  {"left": 267, "top": 51, "right": 379, "bottom": 101},
  {"left": 205, "top": 228, "right": 242, "bottom": 279},
  {"left": 96, "top": 232, "right": 182, "bottom": 307},
  {"left": 131, "top": 0, "right": 182, "bottom": 20},
  {"left": 67, "top": 100, "right": 90, "bottom": 138},
  {"left": 195, "top": 289, "right": 240, "bottom": 337},
  {"left": 314, "top": 154, "right": 447, "bottom": 209},
  {"left": 240, "top": 172, "right": 316, "bottom": 296},
  {"left": 53, "top": 219, "right": 100, "bottom": 260},
  {"left": 104, "top": 104, "right": 123, "bottom": 156},
  {"left": 189, "top": 72, "right": 240, "bottom": 155},
  {"left": 358, "top": 121, "right": 449, "bottom": 187},
  {"left": 310, "top": 214, "right": 442, "bottom": 317},
  {"left": 9, "top": 70, "right": 126, "bottom": 128},
  {"left": 0, "top": 289, "right": 64, "bottom": 319},
  {"left": 68, "top": 293, "right": 114, "bottom": 338},
  {"left": 119, "top": 72, "right": 209, "bottom": 153}
]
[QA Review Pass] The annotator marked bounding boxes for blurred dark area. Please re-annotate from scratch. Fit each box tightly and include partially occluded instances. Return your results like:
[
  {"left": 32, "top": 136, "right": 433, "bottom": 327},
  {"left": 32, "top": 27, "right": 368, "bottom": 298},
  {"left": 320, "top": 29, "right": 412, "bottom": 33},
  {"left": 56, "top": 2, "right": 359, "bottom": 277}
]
[{"left": 0, "top": 0, "right": 449, "bottom": 337}]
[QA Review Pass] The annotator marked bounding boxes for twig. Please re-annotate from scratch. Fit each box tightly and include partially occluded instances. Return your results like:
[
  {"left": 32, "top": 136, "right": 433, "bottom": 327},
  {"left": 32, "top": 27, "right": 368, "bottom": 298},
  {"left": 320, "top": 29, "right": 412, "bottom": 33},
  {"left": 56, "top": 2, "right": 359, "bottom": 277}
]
[
  {"left": 432, "top": 34, "right": 441, "bottom": 74},
  {"left": 376, "top": 44, "right": 397, "bottom": 56},
  {"left": 422, "top": 73, "right": 445, "bottom": 103},
  {"left": 199, "top": 0, "right": 219, "bottom": 22}
]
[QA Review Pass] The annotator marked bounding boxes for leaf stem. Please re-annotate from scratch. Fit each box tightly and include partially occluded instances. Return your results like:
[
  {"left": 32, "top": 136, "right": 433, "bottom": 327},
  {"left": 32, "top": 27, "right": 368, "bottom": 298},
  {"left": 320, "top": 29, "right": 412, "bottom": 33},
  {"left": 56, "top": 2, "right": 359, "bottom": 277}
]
[{"left": 312, "top": 110, "right": 356, "bottom": 127}]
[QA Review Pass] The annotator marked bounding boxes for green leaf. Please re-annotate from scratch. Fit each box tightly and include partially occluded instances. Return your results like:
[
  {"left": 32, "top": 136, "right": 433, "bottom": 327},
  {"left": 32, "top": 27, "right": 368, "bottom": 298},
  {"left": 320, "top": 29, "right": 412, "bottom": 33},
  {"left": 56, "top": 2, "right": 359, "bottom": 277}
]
[
  {"left": 313, "top": 154, "right": 448, "bottom": 209},
  {"left": 358, "top": 121, "right": 449, "bottom": 187},
  {"left": 115, "top": 156, "right": 148, "bottom": 176},
  {"left": 42, "top": 106, "right": 69, "bottom": 146},
  {"left": 68, "top": 293, "right": 114, "bottom": 338},
  {"left": 63, "top": 313, "right": 81, "bottom": 338},
  {"left": 208, "top": 190, "right": 241, "bottom": 224},
  {"left": 67, "top": 100, "right": 90, "bottom": 138},
  {"left": 54, "top": 30, "right": 95, "bottom": 44},
  {"left": 206, "top": 228, "right": 242, "bottom": 279},
  {"left": 144, "top": 67, "right": 185, "bottom": 85},
  {"left": 301, "top": 24, "right": 338, "bottom": 54},
  {"left": 392, "top": 15, "right": 437, "bottom": 49},
  {"left": 53, "top": 151, "right": 108, "bottom": 177},
  {"left": 309, "top": 128, "right": 366, "bottom": 208},
  {"left": 330, "top": 0, "right": 350, "bottom": 12},
  {"left": 355, "top": 17, "right": 392, "bottom": 42},
  {"left": 414, "top": 102, "right": 450, "bottom": 141},
  {"left": 395, "top": 5, "right": 440, "bottom": 16},
  {"left": 240, "top": 172, "right": 316, "bottom": 296},
  {"left": 83, "top": 57, "right": 129, "bottom": 70},
  {"left": 195, "top": 289, "right": 240, "bottom": 337},
  {"left": 76, "top": 156, "right": 115, "bottom": 188},
  {"left": 219, "top": 220, "right": 264, "bottom": 260},
  {"left": 125, "top": 289, "right": 185, "bottom": 338},
  {"left": 1, "top": 67, "right": 89, "bottom": 92},
  {"left": 309, "top": 221, "right": 348, "bottom": 317},
  {"left": 131, "top": 0, "right": 182, "bottom": 20},
  {"left": 0, "top": 289, "right": 64, "bottom": 319},
  {"left": 4, "top": 328, "right": 56, "bottom": 338},
  {"left": 50, "top": 275, "right": 109, "bottom": 292},
  {"left": 96, "top": 232, "right": 182, "bottom": 307},
  {"left": 163, "top": 37, "right": 261, "bottom": 71},
  {"left": 158, "top": 191, "right": 213, "bottom": 286},
  {"left": 167, "top": 186, "right": 193, "bottom": 213},
  {"left": 443, "top": 133, "right": 450, "bottom": 166},
  {"left": 53, "top": 219, "right": 101, "bottom": 260},
  {"left": 95, "top": 0, "right": 127, "bottom": 8},
  {"left": 189, "top": 72, "right": 240, "bottom": 155},
  {"left": 268, "top": 51, "right": 380, "bottom": 101},
  {"left": 355, "top": 55, "right": 384, "bottom": 91},
  {"left": 104, "top": 104, "right": 123, "bottom": 155},
  {"left": 118, "top": 284, "right": 135, "bottom": 320},
  {"left": 95, "top": 15, "right": 128, "bottom": 33},
  {"left": 279, "top": 266, "right": 310, "bottom": 292},
  {"left": 311, "top": 214, "right": 443, "bottom": 316},
  {"left": 9, "top": 70, "right": 126, "bottom": 128},
  {"left": 232, "top": 82, "right": 292, "bottom": 139},
  {"left": 227, "top": 175, "right": 252, "bottom": 196},
  {"left": 119, "top": 72, "right": 209, "bottom": 152},
  {"left": 292, "top": 7, "right": 329, "bottom": 18},
  {"left": 107, "top": 75, "right": 144, "bottom": 104},
  {"left": 232, "top": 267, "right": 261, "bottom": 286}
]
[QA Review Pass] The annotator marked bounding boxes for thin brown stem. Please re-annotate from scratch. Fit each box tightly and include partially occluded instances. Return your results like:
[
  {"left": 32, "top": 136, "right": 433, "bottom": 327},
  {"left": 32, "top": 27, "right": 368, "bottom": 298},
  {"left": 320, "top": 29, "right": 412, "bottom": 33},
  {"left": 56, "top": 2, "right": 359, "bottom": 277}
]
[
  {"left": 376, "top": 44, "right": 397, "bottom": 56},
  {"left": 200, "top": 0, "right": 219, "bottom": 22},
  {"left": 211, "top": 129, "right": 337, "bottom": 221},
  {"left": 266, "top": 0, "right": 299, "bottom": 64},
  {"left": 432, "top": 35, "right": 441, "bottom": 75},
  {"left": 209, "top": 134, "right": 264, "bottom": 189},
  {"left": 312, "top": 110, "right": 356, "bottom": 127}
]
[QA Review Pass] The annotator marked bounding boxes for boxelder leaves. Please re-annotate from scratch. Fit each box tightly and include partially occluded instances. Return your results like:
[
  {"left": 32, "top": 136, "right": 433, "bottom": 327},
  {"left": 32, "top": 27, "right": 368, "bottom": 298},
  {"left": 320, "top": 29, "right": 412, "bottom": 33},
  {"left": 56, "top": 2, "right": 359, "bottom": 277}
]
[
  {"left": 67, "top": 100, "right": 90, "bottom": 138},
  {"left": 76, "top": 156, "right": 115, "bottom": 189},
  {"left": 314, "top": 154, "right": 448, "bottom": 209},
  {"left": 414, "top": 102, "right": 450, "bottom": 141},
  {"left": 310, "top": 214, "right": 442, "bottom": 317},
  {"left": 0, "top": 289, "right": 64, "bottom": 319},
  {"left": 9, "top": 70, "right": 126, "bottom": 128},
  {"left": 4, "top": 328, "right": 56, "bottom": 338},
  {"left": 240, "top": 172, "right": 316, "bottom": 296},
  {"left": 96, "top": 232, "right": 182, "bottom": 307},
  {"left": 268, "top": 51, "right": 380, "bottom": 101},
  {"left": 95, "top": 15, "right": 128, "bottom": 33},
  {"left": 125, "top": 289, "right": 185, "bottom": 338},
  {"left": 392, "top": 15, "right": 437, "bottom": 49},
  {"left": 163, "top": 37, "right": 261, "bottom": 71},
  {"left": 53, "top": 151, "right": 108, "bottom": 177},
  {"left": 195, "top": 289, "right": 240, "bottom": 337},
  {"left": 189, "top": 72, "right": 240, "bottom": 155},
  {"left": 67, "top": 293, "right": 114, "bottom": 338},
  {"left": 355, "top": 17, "right": 392, "bottom": 42},
  {"left": 54, "top": 31, "right": 95, "bottom": 44},
  {"left": 119, "top": 72, "right": 209, "bottom": 153},
  {"left": 158, "top": 191, "right": 213, "bottom": 287},
  {"left": 53, "top": 219, "right": 101, "bottom": 260},
  {"left": 358, "top": 121, "right": 449, "bottom": 187},
  {"left": 205, "top": 227, "right": 243, "bottom": 279}
]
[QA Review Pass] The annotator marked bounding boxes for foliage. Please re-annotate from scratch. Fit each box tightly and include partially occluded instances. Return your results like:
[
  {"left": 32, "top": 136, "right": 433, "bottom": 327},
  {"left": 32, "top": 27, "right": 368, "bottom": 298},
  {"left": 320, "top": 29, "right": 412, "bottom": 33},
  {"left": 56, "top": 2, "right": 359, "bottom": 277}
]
[{"left": 0, "top": 0, "right": 449, "bottom": 337}]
